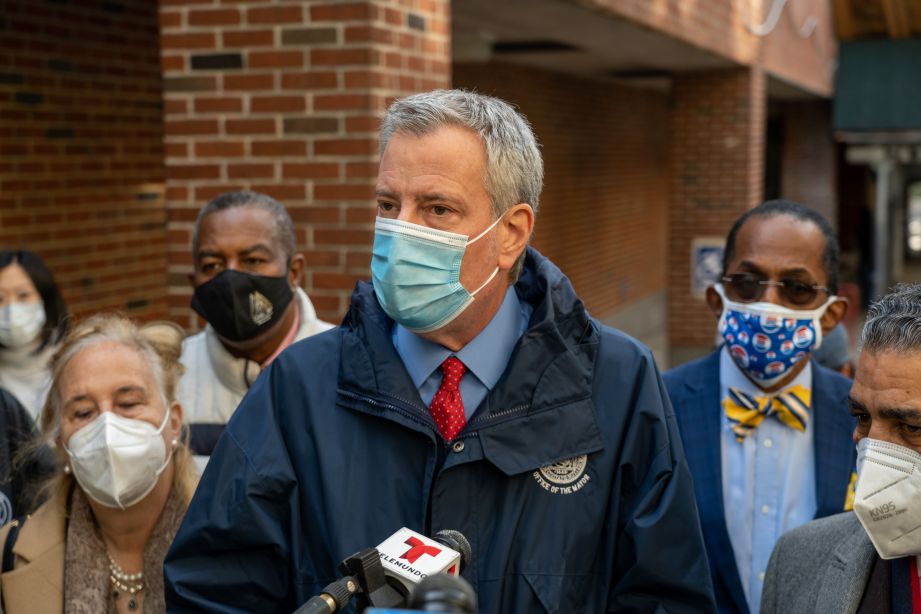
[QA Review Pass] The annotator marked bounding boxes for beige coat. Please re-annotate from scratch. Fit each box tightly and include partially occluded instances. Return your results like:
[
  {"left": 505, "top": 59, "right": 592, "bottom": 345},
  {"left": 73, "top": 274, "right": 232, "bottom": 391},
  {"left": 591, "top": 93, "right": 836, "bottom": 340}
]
[{"left": 0, "top": 485, "right": 67, "bottom": 613}]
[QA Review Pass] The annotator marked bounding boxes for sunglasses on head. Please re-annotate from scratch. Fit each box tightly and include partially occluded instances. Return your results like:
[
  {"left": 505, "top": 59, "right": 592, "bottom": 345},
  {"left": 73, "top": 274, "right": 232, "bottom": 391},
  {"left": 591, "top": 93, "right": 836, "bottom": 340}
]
[{"left": 721, "top": 272, "right": 829, "bottom": 306}]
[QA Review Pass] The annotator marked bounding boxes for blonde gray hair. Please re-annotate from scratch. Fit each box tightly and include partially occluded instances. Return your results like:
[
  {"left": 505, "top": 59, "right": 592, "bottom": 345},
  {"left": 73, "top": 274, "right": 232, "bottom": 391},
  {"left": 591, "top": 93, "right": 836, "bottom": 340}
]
[{"left": 39, "top": 313, "right": 198, "bottom": 504}]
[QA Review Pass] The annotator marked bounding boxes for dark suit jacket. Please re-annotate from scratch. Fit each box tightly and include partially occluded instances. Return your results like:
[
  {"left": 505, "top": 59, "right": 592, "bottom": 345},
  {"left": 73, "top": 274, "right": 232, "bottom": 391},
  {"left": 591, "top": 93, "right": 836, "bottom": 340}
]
[
  {"left": 664, "top": 351, "right": 855, "bottom": 614},
  {"left": 761, "top": 512, "right": 874, "bottom": 614}
]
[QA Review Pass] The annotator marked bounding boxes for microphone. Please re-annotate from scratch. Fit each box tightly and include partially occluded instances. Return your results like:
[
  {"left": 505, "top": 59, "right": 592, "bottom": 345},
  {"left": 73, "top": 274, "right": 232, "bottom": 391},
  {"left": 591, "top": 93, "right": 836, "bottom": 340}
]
[
  {"left": 365, "top": 573, "right": 478, "bottom": 613},
  {"left": 293, "top": 528, "right": 472, "bottom": 614},
  {"left": 407, "top": 573, "right": 477, "bottom": 612},
  {"left": 376, "top": 528, "right": 471, "bottom": 596}
]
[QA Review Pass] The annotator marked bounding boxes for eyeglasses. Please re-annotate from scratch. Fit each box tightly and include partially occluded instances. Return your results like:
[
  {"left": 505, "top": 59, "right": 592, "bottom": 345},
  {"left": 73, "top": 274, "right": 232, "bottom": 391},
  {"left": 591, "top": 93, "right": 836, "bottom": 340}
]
[{"left": 721, "top": 272, "right": 828, "bottom": 306}]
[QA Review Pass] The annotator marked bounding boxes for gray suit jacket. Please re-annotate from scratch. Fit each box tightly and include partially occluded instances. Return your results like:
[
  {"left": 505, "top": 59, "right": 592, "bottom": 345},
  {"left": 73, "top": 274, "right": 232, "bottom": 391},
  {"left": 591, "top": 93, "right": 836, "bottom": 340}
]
[{"left": 761, "top": 512, "right": 877, "bottom": 613}]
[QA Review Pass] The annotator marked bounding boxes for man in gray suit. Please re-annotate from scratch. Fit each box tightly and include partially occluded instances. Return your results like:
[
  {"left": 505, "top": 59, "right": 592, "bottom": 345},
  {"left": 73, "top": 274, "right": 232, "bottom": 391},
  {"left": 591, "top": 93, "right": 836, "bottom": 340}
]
[{"left": 762, "top": 283, "right": 921, "bottom": 613}]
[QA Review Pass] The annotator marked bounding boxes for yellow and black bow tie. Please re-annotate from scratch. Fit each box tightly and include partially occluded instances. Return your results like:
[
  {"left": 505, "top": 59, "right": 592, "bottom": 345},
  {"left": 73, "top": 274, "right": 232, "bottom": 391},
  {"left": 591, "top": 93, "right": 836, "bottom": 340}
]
[{"left": 722, "top": 385, "right": 811, "bottom": 442}]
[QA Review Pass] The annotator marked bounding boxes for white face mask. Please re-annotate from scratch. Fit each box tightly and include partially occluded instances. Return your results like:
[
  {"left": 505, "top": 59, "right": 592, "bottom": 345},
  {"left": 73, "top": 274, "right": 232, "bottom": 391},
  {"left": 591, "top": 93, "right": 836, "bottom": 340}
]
[
  {"left": 0, "top": 303, "right": 46, "bottom": 349},
  {"left": 64, "top": 408, "right": 173, "bottom": 510},
  {"left": 853, "top": 438, "right": 921, "bottom": 559}
]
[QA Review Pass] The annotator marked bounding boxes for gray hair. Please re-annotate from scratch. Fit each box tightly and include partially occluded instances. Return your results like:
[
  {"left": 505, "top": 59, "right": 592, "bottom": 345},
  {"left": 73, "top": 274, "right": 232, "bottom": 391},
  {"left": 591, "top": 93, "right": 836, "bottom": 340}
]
[
  {"left": 380, "top": 90, "right": 543, "bottom": 280},
  {"left": 380, "top": 90, "right": 543, "bottom": 217},
  {"left": 860, "top": 283, "right": 921, "bottom": 354},
  {"left": 192, "top": 191, "right": 296, "bottom": 262}
]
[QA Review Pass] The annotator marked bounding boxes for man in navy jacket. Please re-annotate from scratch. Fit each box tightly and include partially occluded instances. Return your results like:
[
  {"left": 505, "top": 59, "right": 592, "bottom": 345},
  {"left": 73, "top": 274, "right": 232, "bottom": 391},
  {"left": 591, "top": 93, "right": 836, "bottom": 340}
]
[
  {"left": 664, "top": 201, "right": 854, "bottom": 613},
  {"left": 165, "top": 90, "right": 715, "bottom": 613}
]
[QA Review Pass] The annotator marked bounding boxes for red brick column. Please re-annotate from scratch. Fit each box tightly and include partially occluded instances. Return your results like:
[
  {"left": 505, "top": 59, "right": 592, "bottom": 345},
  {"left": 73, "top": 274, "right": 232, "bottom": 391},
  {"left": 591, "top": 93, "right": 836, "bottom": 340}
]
[
  {"left": 0, "top": 0, "right": 167, "bottom": 320},
  {"left": 667, "top": 67, "right": 766, "bottom": 363},
  {"left": 159, "top": 0, "right": 450, "bottom": 329}
]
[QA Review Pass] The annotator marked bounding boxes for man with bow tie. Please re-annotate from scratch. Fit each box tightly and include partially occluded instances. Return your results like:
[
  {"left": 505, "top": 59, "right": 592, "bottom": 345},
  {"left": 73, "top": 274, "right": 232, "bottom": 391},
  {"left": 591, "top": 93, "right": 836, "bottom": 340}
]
[{"left": 664, "top": 199, "right": 855, "bottom": 613}]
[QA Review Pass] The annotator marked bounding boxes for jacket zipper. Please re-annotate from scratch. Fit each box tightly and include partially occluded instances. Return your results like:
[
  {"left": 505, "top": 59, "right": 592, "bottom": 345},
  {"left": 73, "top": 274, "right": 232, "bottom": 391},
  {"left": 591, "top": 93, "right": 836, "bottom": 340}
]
[
  {"left": 337, "top": 388, "right": 435, "bottom": 431},
  {"left": 340, "top": 388, "right": 537, "bottom": 438}
]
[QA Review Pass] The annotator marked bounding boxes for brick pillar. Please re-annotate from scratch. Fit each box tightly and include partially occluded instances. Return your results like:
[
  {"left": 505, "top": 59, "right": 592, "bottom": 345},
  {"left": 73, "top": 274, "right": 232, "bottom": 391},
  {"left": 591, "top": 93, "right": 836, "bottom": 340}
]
[
  {"left": 667, "top": 67, "right": 766, "bottom": 364},
  {"left": 0, "top": 0, "right": 167, "bottom": 321},
  {"left": 159, "top": 0, "right": 450, "bottom": 329}
]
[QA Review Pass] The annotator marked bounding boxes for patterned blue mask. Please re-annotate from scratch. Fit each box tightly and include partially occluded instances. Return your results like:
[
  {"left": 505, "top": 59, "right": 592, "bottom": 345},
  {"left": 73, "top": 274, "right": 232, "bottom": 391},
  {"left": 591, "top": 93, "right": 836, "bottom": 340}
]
[
  {"left": 371, "top": 216, "right": 501, "bottom": 333},
  {"left": 716, "top": 284, "right": 837, "bottom": 387}
]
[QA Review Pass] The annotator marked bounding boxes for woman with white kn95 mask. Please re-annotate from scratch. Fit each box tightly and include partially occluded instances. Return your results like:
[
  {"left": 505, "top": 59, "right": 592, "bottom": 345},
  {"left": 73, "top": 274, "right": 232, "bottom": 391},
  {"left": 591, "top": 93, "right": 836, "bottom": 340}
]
[{"left": 0, "top": 313, "right": 198, "bottom": 614}]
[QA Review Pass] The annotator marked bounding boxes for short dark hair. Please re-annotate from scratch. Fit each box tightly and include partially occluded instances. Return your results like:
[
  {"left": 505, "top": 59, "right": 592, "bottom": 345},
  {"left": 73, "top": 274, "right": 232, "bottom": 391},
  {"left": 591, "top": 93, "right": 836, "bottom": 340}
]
[
  {"left": 0, "top": 250, "right": 69, "bottom": 351},
  {"left": 191, "top": 191, "right": 296, "bottom": 263},
  {"left": 722, "top": 199, "right": 839, "bottom": 294}
]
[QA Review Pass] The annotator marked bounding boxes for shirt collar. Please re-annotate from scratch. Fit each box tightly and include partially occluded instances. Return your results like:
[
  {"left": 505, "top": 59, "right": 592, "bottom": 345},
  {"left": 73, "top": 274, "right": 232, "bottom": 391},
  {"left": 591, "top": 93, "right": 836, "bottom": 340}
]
[
  {"left": 394, "top": 286, "right": 529, "bottom": 389},
  {"left": 261, "top": 301, "right": 301, "bottom": 368}
]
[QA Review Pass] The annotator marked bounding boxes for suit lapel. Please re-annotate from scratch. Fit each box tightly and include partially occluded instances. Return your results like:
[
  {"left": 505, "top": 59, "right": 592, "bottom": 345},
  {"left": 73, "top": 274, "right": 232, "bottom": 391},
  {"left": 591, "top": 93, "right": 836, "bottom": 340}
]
[
  {"left": 814, "top": 515, "right": 877, "bottom": 613},
  {"left": 811, "top": 363, "right": 856, "bottom": 517},
  {"left": 675, "top": 351, "right": 749, "bottom": 613}
]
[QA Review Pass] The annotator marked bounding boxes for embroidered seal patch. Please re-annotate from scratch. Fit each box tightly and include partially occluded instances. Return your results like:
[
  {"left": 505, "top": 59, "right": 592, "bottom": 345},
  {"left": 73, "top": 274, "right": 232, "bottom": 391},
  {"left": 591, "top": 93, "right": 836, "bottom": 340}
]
[{"left": 532, "top": 455, "right": 590, "bottom": 495}]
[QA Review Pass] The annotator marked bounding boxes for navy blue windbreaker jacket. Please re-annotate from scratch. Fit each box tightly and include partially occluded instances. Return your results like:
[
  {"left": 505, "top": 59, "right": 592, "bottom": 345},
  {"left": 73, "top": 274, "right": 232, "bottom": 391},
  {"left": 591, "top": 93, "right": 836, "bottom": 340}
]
[{"left": 165, "top": 248, "right": 716, "bottom": 613}]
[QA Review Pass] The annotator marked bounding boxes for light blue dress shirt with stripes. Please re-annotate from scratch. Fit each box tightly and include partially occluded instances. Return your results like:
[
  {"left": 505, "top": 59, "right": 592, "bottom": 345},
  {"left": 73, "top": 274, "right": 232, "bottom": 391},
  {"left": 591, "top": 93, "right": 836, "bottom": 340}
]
[
  {"left": 719, "top": 346, "right": 816, "bottom": 612},
  {"left": 393, "top": 286, "right": 531, "bottom": 418}
]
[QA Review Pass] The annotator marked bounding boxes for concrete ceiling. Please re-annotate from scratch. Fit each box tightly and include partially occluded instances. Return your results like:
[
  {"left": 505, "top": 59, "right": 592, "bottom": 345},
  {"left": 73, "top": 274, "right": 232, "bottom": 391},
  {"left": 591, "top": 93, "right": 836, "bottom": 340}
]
[{"left": 452, "top": 0, "right": 733, "bottom": 91}]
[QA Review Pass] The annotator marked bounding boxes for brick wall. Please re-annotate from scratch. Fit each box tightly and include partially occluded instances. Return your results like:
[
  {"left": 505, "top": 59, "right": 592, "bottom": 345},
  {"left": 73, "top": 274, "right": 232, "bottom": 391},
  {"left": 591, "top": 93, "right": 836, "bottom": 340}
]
[
  {"left": 668, "top": 67, "right": 767, "bottom": 361},
  {"left": 159, "top": 0, "right": 451, "bottom": 329},
  {"left": 453, "top": 62, "right": 669, "bottom": 323},
  {"left": 0, "top": 0, "right": 167, "bottom": 321}
]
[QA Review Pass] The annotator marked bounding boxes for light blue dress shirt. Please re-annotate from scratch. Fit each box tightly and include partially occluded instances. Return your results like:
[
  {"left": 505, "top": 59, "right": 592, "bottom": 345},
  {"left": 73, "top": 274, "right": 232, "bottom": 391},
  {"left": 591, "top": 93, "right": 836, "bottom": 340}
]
[
  {"left": 393, "top": 286, "right": 532, "bottom": 418},
  {"left": 719, "top": 347, "right": 816, "bottom": 612}
]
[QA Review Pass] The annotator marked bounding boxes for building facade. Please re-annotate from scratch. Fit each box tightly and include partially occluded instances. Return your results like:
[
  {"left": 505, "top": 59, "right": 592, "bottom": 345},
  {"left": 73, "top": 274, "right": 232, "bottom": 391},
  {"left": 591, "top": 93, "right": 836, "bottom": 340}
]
[{"left": 1, "top": 0, "right": 842, "bottom": 367}]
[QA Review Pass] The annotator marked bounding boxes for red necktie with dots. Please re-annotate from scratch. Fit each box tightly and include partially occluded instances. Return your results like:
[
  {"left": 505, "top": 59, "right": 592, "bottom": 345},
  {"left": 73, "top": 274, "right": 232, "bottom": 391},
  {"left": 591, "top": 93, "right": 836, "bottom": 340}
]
[{"left": 428, "top": 356, "right": 467, "bottom": 441}]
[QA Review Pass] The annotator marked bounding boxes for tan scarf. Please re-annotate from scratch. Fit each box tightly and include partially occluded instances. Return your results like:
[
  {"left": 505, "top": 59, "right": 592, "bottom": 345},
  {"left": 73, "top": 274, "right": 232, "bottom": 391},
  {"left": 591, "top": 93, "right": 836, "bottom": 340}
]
[{"left": 62, "top": 486, "right": 186, "bottom": 614}]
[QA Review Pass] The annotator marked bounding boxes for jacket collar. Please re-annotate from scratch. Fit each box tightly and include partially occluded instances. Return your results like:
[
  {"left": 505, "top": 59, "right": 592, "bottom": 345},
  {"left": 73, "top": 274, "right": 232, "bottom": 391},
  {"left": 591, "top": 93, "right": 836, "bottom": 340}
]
[
  {"left": 337, "top": 247, "right": 605, "bottom": 473},
  {"left": 205, "top": 287, "right": 322, "bottom": 394}
]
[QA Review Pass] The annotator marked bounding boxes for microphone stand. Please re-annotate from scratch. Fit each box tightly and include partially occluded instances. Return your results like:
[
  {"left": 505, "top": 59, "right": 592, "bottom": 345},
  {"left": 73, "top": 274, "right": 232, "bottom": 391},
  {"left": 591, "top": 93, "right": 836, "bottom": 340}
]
[{"left": 293, "top": 548, "right": 406, "bottom": 613}]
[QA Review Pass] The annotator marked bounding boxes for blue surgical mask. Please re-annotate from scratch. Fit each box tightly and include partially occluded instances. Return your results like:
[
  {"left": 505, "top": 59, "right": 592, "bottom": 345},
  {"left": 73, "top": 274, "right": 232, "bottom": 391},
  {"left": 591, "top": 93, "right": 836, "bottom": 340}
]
[
  {"left": 371, "top": 216, "right": 502, "bottom": 333},
  {"left": 715, "top": 284, "right": 836, "bottom": 387}
]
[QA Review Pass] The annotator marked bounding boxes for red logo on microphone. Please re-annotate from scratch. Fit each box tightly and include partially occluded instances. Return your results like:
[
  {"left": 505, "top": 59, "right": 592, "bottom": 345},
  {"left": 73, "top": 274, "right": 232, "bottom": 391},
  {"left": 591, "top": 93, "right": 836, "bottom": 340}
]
[{"left": 400, "top": 536, "right": 442, "bottom": 564}]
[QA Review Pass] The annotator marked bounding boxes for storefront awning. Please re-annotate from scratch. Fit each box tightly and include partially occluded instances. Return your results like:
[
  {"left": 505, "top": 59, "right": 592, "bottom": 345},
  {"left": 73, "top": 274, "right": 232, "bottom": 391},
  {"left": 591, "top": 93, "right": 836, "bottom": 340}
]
[{"left": 834, "top": 39, "right": 921, "bottom": 133}]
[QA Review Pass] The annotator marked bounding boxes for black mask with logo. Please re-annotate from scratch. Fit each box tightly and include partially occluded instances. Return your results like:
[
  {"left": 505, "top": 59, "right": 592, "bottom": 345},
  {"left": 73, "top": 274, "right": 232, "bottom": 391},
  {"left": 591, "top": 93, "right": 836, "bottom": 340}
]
[{"left": 191, "top": 270, "right": 294, "bottom": 342}]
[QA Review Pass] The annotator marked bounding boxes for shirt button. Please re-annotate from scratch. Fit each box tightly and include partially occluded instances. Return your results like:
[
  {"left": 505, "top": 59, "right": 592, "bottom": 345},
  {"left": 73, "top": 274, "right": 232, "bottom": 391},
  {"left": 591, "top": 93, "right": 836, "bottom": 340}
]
[
  {"left": 452, "top": 441, "right": 465, "bottom": 453},
  {"left": 758, "top": 571, "right": 766, "bottom": 581},
  {"left": 761, "top": 505, "right": 771, "bottom": 515},
  {"left": 763, "top": 438, "right": 773, "bottom": 448}
]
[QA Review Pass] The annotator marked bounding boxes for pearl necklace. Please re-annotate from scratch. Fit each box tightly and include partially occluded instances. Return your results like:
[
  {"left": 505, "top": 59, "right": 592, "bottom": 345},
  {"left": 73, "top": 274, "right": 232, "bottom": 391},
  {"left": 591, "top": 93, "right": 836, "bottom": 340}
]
[{"left": 107, "top": 553, "right": 144, "bottom": 611}]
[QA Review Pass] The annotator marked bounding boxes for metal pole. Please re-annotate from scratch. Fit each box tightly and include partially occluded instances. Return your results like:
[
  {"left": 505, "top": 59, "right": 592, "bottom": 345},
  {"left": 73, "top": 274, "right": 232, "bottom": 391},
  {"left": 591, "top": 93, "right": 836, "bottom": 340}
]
[{"left": 873, "top": 160, "right": 893, "bottom": 301}]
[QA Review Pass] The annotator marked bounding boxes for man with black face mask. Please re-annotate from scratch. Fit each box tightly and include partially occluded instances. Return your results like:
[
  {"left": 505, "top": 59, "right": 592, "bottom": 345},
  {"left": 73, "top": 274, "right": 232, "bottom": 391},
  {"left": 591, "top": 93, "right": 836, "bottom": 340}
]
[{"left": 178, "top": 191, "right": 333, "bottom": 469}]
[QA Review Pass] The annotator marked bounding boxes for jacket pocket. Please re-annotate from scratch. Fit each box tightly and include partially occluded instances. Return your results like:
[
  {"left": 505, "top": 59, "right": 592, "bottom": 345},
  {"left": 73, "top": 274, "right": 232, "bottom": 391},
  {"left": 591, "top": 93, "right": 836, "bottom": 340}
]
[{"left": 522, "top": 572, "right": 591, "bottom": 614}]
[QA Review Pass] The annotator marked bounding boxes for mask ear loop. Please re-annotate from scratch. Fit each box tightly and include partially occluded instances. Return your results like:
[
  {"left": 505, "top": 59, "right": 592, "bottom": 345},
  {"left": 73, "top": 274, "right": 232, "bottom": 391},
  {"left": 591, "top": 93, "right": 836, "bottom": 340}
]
[
  {"left": 467, "top": 213, "right": 504, "bottom": 245},
  {"left": 155, "top": 401, "right": 180, "bottom": 473},
  {"left": 470, "top": 267, "right": 500, "bottom": 297},
  {"left": 466, "top": 214, "right": 506, "bottom": 297}
]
